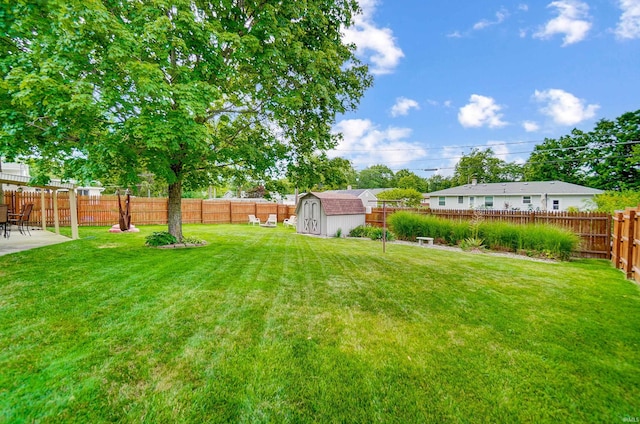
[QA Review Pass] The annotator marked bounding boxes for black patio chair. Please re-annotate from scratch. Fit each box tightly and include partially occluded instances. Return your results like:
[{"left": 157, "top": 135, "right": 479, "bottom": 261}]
[{"left": 9, "top": 203, "right": 34, "bottom": 236}]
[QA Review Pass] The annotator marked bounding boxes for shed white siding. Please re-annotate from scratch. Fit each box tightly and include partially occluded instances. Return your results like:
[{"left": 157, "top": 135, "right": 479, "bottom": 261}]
[
  {"left": 325, "top": 215, "right": 365, "bottom": 237},
  {"left": 295, "top": 192, "right": 366, "bottom": 237}
]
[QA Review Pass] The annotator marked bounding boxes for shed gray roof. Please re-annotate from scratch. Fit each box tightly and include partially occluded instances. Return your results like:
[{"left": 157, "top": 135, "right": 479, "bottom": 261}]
[
  {"left": 324, "top": 189, "right": 369, "bottom": 197},
  {"left": 428, "top": 181, "right": 603, "bottom": 196},
  {"left": 299, "top": 192, "right": 366, "bottom": 216}
]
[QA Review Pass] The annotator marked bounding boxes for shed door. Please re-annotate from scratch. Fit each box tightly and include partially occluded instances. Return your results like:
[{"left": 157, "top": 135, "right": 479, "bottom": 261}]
[{"left": 302, "top": 199, "right": 321, "bottom": 235}]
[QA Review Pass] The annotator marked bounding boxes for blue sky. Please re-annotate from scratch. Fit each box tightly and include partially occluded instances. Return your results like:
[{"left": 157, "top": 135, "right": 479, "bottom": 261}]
[{"left": 329, "top": 0, "right": 640, "bottom": 178}]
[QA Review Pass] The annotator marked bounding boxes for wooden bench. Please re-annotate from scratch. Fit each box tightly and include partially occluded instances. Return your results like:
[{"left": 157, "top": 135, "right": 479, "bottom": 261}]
[{"left": 416, "top": 237, "right": 434, "bottom": 246}]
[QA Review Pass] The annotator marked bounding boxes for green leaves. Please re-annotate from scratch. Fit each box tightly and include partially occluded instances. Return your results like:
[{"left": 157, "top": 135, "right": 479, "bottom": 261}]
[
  {"left": 523, "top": 110, "right": 640, "bottom": 190},
  {"left": 1, "top": 0, "right": 371, "bottom": 237}
]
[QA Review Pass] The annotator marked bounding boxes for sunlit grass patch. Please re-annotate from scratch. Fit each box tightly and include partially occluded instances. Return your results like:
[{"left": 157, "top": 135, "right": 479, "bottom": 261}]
[{"left": 0, "top": 225, "right": 638, "bottom": 422}]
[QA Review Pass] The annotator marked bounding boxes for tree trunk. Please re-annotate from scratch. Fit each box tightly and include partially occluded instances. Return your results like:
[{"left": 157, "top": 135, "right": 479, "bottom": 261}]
[{"left": 168, "top": 180, "right": 183, "bottom": 242}]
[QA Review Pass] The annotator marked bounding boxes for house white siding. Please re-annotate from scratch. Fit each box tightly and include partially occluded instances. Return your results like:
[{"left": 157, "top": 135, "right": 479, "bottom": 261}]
[{"left": 427, "top": 182, "right": 602, "bottom": 212}]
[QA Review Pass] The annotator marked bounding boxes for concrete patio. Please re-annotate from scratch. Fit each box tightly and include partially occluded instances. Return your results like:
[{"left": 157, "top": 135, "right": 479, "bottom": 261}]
[{"left": 0, "top": 228, "right": 72, "bottom": 256}]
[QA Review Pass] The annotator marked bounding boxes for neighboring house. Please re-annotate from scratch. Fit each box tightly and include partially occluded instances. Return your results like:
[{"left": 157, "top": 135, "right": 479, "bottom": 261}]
[
  {"left": 295, "top": 192, "right": 366, "bottom": 237},
  {"left": 323, "top": 188, "right": 381, "bottom": 212},
  {"left": 76, "top": 186, "right": 105, "bottom": 196},
  {"left": 427, "top": 180, "right": 603, "bottom": 212},
  {"left": 1, "top": 162, "right": 104, "bottom": 195}
]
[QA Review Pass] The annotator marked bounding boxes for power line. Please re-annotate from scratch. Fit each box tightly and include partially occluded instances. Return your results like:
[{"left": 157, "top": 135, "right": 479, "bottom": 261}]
[
  {"left": 332, "top": 139, "right": 544, "bottom": 153},
  {"left": 345, "top": 140, "right": 640, "bottom": 169},
  {"left": 418, "top": 154, "right": 635, "bottom": 171}
]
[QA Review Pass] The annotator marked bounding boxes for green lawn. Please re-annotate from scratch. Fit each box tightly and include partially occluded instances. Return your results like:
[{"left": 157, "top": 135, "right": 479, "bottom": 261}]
[{"left": 1, "top": 225, "right": 639, "bottom": 423}]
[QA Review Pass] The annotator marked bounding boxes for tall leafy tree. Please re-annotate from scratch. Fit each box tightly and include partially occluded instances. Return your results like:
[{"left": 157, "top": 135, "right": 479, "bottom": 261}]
[
  {"left": 394, "top": 169, "right": 428, "bottom": 192},
  {"left": 524, "top": 110, "right": 640, "bottom": 190},
  {"left": 524, "top": 131, "right": 595, "bottom": 186},
  {"left": 288, "top": 155, "right": 356, "bottom": 191},
  {"left": 582, "top": 111, "right": 640, "bottom": 190},
  {"left": 453, "top": 148, "right": 513, "bottom": 185},
  {"left": 426, "top": 174, "right": 454, "bottom": 192},
  {"left": 377, "top": 187, "right": 423, "bottom": 207},
  {"left": 357, "top": 164, "right": 395, "bottom": 188},
  {"left": 0, "top": 0, "right": 371, "bottom": 240}
]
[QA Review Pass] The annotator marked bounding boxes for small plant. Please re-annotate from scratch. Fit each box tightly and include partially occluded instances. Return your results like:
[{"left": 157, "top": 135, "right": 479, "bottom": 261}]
[
  {"left": 335, "top": 228, "right": 342, "bottom": 238},
  {"left": 460, "top": 237, "right": 485, "bottom": 251},
  {"left": 182, "top": 235, "right": 205, "bottom": 245},
  {"left": 145, "top": 231, "right": 178, "bottom": 247},
  {"left": 368, "top": 227, "right": 395, "bottom": 241},
  {"left": 348, "top": 225, "right": 370, "bottom": 238},
  {"left": 348, "top": 225, "right": 395, "bottom": 241}
]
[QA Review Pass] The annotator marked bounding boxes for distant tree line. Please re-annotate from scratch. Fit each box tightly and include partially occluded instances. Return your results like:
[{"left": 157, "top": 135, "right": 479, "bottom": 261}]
[{"left": 178, "top": 109, "right": 638, "bottom": 201}]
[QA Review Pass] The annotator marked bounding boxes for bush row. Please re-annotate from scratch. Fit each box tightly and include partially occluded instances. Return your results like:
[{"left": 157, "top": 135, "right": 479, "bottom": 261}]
[
  {"left": 349, "top": 225, "right": 395, "bottom": 241},
  {"left": 387, "top": 211, "right": 580, "bottom": 260}
]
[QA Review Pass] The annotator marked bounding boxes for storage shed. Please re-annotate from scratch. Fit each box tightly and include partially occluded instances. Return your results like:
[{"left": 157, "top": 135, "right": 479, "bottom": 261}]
[{"left": 295, "top": 192, "right": 366, "bottom": 237}]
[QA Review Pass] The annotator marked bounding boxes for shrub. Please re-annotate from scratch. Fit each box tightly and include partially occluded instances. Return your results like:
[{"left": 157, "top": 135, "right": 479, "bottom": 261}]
[
  {"left": 388, "top": 211, "right": 469, "bottom": 245},
  {"left": 145, "top": 231, "right": 178, "bottom": 247},
  {"left": 368, "top": 227, "right": 395, "bottom": 241},
  {"left": 376, "top": 188, "right": 424, "bottom": 207},
  {"left": 592, "top": 190, "right": 640, "bottom": 213},
  {"left": 348, "top": 225, "right": 370, "bottom": 238},
  {"left": 182, "top": 235, "right": 205, "bottom": 245},
  {"left": 387, "top": 211, "right": 580, "bottom": 260},
  {"left": 348, "top": 225, "right": 395, "bottom": 241},
  {"left": 460, "top": 237, "right": 485, "bottom": 251}
]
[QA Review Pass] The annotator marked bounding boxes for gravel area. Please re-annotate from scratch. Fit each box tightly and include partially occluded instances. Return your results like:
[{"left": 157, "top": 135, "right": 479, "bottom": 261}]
[{"left": 387, "top": 239, "right": 559, "bottom": 263}]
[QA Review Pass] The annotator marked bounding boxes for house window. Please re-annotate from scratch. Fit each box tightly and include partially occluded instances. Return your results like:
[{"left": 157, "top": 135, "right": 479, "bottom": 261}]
[
  {"left": 78, "top": 189, "right": 90, "bottom": 196},
  {"left": 458, "top": 196, "right": 464, "bottom": 204},
  {"left": 485, "top": 196, "right": 494, "bottom": 208},
  {"left": 439, "top": 196, "right": 445, "bottom": 206},
  {"left": 469, "top": 196, "right": 475, "bottom": 208},
  {"left": 523, "top": 196, "right": 531, "bottom": 204},
  {"left": 553, "top": 200, "right": 560, "bottom": 210}
]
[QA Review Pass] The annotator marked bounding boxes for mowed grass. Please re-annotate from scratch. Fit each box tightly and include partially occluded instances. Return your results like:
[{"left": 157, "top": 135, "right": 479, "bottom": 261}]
[{"left": 0, "top": 225, "right": 639, "bottom": 423}]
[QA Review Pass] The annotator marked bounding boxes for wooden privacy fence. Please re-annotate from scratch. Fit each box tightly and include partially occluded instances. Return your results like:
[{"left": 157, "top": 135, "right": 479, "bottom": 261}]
[
  {"left": 612, "top": 206, "right": 640, "bottom": 283},
  {"left": 2, "top": 192, "right": 297, "bottom": 227},
  {"left": 366, "top": 207, "right": 612, "bottom": 259},
  {"left": 3, "top": 190, "right": 613, "bottom": 260}
]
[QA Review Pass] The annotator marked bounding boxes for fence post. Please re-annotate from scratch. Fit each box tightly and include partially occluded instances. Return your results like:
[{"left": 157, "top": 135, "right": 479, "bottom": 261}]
[
  {"left": 612, "top": 211, "right": 623, "bottom": 269},
  {"left": 624, "top": 208, "right": 636, "bottom": 278}
]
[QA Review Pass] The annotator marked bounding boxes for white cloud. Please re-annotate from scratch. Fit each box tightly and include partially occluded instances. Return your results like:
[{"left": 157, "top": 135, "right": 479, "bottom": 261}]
[
  {"left": 488, "top": 141, "right": 525, "bottom": 164},
  {"left": 446, "top": 31, "right": 463, "bottom": 38},
  {"left": 390, "top": 97, "right": 420, "bottom": 117},
  {"left": 533, "top": 88, "right": 599, "bottom": 125},
  {"left": 615, "top": 0, "right": 640, "bottom": 39},
  {"left": 473, "top": 8, "right": 510, "bottom": 30},
  {"left": 519, "top": 4, "right": 530, "bottom": 12},
  {"left": 534, "top": 0, "right": 592, "bottom": 46},
  {"left": 330, "top": 119, "right": 427, "bottom": 168},
  {"left": 458, "top": 95, "right": 508, "bottom": 128},
  {"left": 523, "top": 120, "right": 540, "bottom": 132},
  {"left": 342, "top": 0, "right": 404, "bottom": 75}
]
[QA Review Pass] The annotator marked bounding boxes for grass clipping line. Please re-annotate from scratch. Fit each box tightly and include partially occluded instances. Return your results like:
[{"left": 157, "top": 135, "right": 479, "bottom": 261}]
[{"left": 0, "top": 224, "right": 638, "bottom": 423}]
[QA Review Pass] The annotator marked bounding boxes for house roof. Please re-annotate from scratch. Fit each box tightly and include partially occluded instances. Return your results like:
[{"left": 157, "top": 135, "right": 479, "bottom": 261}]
[
  {"left": 298, "top": 192, "right": 366, "bottom": 216},
  {"left": 428, "top": 181, "right": 603, "bottom": 197},
  {"left": 0, "top": 172, "right": 75, "bottom": 190},
  {"left": 324, "top": 189, "right": 370, "bottom": 197}
]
